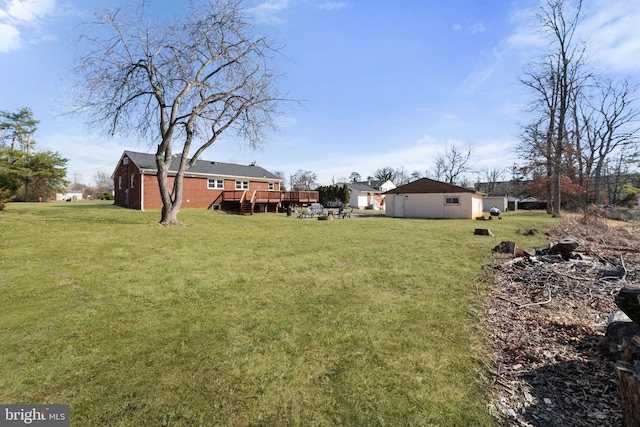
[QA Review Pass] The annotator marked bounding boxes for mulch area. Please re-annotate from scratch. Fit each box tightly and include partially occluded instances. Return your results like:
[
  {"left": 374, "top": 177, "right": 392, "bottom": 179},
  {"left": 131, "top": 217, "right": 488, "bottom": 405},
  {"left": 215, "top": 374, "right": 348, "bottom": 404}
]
[{"left": 486, "top": 214, "right": 640, "bottom": 426}]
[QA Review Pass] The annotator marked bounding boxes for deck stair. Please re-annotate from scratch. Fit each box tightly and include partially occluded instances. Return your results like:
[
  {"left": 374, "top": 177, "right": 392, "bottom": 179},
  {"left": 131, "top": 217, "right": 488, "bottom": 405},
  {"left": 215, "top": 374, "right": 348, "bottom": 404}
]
[{"left": 240, "top": 199, "right": 253, "bottom": 215}]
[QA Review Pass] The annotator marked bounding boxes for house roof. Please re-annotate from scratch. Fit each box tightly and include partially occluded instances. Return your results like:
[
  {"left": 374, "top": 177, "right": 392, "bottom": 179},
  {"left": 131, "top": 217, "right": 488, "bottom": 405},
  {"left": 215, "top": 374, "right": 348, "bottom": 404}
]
[
  {"left": 338, "top": 182, "right": 380, "bottom": 193},
  {"left": 383, "top": 178, "right": 483, "bottom": 195},
  {"left": 353, "top": 179, "right": 395, "bottom": 190},
  {"left": 121, "top": 151, "right": 282, "bottom": 180},
  {"left": 356, "top": 179, "right": 383, "bottom": 189}
]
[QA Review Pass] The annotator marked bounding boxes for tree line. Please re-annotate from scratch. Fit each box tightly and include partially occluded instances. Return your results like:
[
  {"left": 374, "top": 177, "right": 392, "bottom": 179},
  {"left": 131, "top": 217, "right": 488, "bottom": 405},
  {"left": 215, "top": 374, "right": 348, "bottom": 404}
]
[
  {"left": 517, "top": 0, "right": 640, "bottom": 216},
  {"left": 0, "top": 108, "right": 68, "bottom": 209}
]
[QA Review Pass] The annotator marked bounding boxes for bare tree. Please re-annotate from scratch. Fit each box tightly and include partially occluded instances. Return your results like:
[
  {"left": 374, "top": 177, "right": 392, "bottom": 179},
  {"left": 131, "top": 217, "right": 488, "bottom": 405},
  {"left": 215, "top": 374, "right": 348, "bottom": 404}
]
[
  {"left": 393, "top": 166, "right": 412, "bottom": 185},
  {"left": 433, "top": 143, "right": 476, "bottom": 184},
  {"left": 520, "top": 0, "right": 587, "bottom": 217},
  {"left": 479, "top": 167, "right": 506, "bottom": 194},
  {"left": 517, "top": 118, "right": 554, "bottom": 209},
  {"left": 289, "top": 170, "right": 317, "bottom": 191},
  {"left": 93, "top": 170, "right": 112, "bottom": 188},
  {"left": 581, "top": 79, "right": 640, "bottom": 203},
  {"left": 374, "top": 167, "right": 394, "bottom": 182},
  {"left": 73, "top": 0, "right": 289, "bottom": 225}
]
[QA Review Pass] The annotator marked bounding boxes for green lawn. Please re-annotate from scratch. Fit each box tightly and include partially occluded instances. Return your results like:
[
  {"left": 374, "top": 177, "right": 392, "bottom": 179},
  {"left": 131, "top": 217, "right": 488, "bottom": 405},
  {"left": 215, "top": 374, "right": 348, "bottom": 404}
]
[{"left": 0, "top": 202, "right": 556, "bottom": 426}]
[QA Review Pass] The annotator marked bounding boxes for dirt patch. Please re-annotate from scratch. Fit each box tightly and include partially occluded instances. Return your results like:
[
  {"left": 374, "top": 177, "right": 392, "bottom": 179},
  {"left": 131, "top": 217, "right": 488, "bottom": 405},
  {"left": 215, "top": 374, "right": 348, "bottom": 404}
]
[{"left": 486, "top": 215, "right": 640, "bottom": 426}]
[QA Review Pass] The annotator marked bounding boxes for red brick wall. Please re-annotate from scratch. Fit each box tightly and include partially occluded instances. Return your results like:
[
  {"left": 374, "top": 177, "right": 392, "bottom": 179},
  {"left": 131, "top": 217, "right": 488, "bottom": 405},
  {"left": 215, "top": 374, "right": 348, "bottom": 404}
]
[
  {"left": 113, "top": 153, "right": 280, "bottom": 210},
  {"left": 142, "top": 175, "right": 219, "bottom": 209},
  {"left": 113, "top": 156, "right": 142, "bottom": 209},
  {"left": 142, "top": 175, "right": 280, "bottom": 210}
]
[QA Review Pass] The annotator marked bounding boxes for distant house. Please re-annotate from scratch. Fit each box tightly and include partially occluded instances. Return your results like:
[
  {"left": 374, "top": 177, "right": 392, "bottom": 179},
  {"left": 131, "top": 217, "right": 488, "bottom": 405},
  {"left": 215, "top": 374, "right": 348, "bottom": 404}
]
[
  {"left": 362, "top": 179, "right": 396, "bottom": 193},
  {"left": 56, "top": 191, "right": 83, "bottom": 202},
  {"left": 483, "top": 193, "right": 509, "bottom": 213},
  {"left": 383, "top": 178, "right": 484, "bottom": 219},
  {"left": 112, "top": 151, "right": 317, "bottom": 213},
  {"left": 341, "top": 179, "right": 396, "bottom": 210}
]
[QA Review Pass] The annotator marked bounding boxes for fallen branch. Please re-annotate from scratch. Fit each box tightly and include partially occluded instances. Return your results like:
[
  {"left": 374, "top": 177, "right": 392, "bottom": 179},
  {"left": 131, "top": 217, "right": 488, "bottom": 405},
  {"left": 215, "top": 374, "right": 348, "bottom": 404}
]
[{"left": 518, "top": 287, "right": 552, "bottom": 309}]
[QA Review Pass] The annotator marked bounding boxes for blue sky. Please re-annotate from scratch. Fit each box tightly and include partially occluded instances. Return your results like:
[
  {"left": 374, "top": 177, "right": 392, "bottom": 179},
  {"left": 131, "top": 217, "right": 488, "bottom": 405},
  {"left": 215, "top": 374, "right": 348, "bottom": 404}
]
[{"left": 1, "top": 0, "right": 640, "bottom": 186}]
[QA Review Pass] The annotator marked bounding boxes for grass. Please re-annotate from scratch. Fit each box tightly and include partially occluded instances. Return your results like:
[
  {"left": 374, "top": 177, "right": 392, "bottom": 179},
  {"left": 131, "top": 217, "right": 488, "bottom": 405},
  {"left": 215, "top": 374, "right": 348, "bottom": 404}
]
[{"left": 0, "top": 202, "right": 557, "bottom": 426}]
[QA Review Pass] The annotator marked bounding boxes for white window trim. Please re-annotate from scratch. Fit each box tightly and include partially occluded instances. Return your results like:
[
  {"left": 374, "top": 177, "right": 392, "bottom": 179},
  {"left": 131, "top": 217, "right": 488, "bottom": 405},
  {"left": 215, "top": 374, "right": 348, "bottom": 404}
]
[
  {"left": 208, "top": 178, "right": 224, "bottom": 189},
  {"left": 444, "top": 196, "right": 460, "bottom": 206},
  {"left": 268, "top": 182, "right": 275, "bottom": 191},
  {"left": 235, "top": 180, "right": 249, "bottom": 190}
]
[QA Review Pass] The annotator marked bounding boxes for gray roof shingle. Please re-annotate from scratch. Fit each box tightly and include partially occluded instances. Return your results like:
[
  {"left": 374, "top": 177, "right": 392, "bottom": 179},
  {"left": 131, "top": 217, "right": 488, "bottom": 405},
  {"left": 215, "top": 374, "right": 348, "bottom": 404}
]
[
  {"left": 383, "top": 178, "right": 481, "bottom": 194},
  {"left": 124, "top": 151, "right": 281, "bottom": 180}
]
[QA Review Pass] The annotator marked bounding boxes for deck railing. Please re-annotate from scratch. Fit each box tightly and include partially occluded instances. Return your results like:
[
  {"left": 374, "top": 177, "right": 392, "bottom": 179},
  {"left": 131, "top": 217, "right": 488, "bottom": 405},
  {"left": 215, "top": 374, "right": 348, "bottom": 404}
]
[
  {"left": 254, "top": 190, "right": 282, "bottom": 203},
  {"left": 223, "top": 190, "right": 318, "bottom": 203},
  {"left": 281, "top": 191, "right": 318, "bottom": 203},
  {"left": 222, "top": 191, "right": 245, "bottom": 202}
]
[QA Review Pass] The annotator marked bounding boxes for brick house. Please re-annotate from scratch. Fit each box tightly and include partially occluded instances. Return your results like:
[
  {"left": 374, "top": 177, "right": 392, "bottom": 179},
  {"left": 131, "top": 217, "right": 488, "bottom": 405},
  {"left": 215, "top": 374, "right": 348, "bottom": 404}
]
[{"left": 112, "top": 150, "right": 317, "bottom": 213}]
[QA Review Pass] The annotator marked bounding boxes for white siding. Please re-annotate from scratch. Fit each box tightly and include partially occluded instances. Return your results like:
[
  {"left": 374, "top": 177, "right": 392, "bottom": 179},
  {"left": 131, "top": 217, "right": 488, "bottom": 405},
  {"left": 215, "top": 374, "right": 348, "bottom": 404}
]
[
  {"left": 483, "top": 196, "right": 508, "bottom": 213},
  {"left": 385, "top": 193, "right": 483, "bottom": 219},
  {"left": 348, "top": 191, "right": 370, "bottom": 209}
]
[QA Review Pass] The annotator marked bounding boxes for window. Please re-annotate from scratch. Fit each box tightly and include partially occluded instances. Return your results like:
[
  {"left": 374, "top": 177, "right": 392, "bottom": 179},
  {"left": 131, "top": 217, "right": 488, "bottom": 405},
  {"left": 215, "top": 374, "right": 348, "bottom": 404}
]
[
  {"left": 444, "top": 196, "right": 460, "bottom": 205},
  {"left": 208, "top": 178, "right": 224, "bottom": 189},
  {"left": 130, "top": 174, "right": 135, "bottom": 188},
  {"left": 268, "top": 182, "right": 274, "bottom": 191},
  {"left": 118, "top": 176, "right": 122, "bottom": 189},
  {"left": 235, "top": 180, "right": 249, "bottom": 190}
]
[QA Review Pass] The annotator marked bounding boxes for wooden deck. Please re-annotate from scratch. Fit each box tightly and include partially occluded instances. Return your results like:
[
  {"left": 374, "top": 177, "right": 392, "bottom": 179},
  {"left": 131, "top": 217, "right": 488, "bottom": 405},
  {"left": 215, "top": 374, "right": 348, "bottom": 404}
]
[{"left": 218, "top": 190, "right": 319, "bottom": 214}]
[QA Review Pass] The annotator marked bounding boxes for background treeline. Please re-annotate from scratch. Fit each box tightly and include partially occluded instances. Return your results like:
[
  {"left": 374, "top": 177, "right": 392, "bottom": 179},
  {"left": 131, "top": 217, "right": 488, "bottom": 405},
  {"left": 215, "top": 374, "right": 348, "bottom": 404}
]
[
  {"left": 316, "top": 184, "right": 350, "bottom": 206},
  {"left": 0, "top": 108, "right": 69, "bottom": 209}
]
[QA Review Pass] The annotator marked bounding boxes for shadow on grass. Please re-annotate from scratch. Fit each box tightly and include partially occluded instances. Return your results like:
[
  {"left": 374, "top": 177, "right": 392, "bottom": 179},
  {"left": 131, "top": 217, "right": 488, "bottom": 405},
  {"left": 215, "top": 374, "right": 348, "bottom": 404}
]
[
  {"left": 48, "top": 202, "right": 118, "bottom": 210},
  {"left": 43, "top": 202, "right": 154, "bottom": 225}
]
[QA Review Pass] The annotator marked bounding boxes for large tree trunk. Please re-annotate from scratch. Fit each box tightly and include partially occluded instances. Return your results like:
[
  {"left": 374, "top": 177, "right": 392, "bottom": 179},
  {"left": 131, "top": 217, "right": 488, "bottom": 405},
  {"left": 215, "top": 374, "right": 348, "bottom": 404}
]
[
  {"left": 160, "top": 203, "right": 181, "bottom": 226},
  {"left": 156, "top": 150, "right": 184, "bottom": 226},
  {"left": 615, "top": 336, "right": 640, "bottom": 427}
]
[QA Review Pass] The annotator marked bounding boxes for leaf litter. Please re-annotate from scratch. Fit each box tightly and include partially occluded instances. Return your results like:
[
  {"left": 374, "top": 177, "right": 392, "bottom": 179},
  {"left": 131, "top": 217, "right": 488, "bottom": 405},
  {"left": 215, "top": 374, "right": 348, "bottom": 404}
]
[{"left": 486, "top": 215, "right": 640, "bottom": 426}]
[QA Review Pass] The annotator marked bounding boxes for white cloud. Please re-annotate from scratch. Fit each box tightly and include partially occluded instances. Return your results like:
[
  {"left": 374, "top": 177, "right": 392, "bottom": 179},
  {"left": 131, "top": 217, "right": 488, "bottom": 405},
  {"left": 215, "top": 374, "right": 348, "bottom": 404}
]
[
  {"left": 580, "top": 0, "right": 640, "bottom": 72},
  {"left": 467, "top": 22, "right": 486, "bottom": 34},
  {"left": 318, "top": 2, "right": 349, "bottom": 12},
  {"left": 246, "top": 0, "right": 290, "bottom": 24},
  {"left": 506, "top": 1, "right": 640, "bottom": 72},
  {"left": 4, "top": 0, "right": 55, "bottom": 22},
  {"left": 0, "top": 0, "right": 56, "bottom": 53},
  {"left": 452, "top": 21, "right": 487, "bottom": 35},
  {"left": 456, "top": 48, "right": 503, "bottom": 94},
  {"left": 0, "top": 23, "right": 21, "bottom": 52}
]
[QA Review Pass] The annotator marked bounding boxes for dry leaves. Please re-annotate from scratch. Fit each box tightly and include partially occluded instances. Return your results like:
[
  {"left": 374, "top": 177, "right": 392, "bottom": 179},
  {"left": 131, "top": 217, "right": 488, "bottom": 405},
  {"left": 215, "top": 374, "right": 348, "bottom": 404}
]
[{"left": 486, "top": 215, "right": 640, "bottom": 426}]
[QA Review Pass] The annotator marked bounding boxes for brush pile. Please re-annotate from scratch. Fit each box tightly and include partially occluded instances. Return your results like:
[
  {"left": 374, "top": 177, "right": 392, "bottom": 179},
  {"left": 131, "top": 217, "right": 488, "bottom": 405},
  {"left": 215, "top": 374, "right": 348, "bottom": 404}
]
[{"left": 486, "top": 215, "right": 640, "bottom": 426}]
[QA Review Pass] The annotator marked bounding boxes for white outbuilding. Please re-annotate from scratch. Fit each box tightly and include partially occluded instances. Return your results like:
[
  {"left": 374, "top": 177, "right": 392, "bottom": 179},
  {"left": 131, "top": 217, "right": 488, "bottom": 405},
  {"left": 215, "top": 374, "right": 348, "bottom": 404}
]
[{"left": 383, "top": 178, "right": 484, "bottom": 219}]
